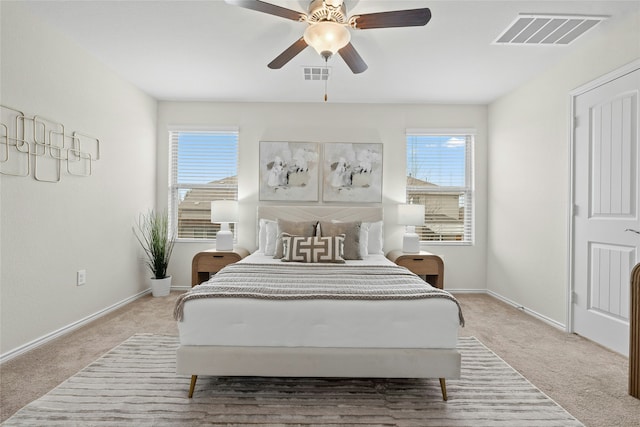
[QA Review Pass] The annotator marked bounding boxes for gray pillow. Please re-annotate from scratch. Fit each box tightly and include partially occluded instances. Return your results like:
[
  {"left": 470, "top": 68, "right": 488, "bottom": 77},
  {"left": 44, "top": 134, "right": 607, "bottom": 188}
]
[
  {"left": 274, "top": 219, "right": 317, "bottom": 259},
  {"left": 318, "top": 221, "right": 362, "bottom": 260}
]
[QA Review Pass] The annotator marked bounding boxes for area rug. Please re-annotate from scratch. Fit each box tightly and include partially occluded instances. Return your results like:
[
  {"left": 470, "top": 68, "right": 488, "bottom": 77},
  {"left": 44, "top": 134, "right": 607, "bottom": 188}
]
[{"left": 2, "top": 334, "right": 583, "bottom": 426}]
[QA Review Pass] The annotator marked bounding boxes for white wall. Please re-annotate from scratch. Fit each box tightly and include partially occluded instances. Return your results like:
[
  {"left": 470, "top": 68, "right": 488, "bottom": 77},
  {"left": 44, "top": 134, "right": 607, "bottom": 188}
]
[
  {"left": 157, "top": 102, "right": 488, "bottom": 291},
  {"left": 487, "top": 11, "right": 640, "bottom": 326},
  {"left": 0, "top": 3, "right": 157, "bottom": 356}
]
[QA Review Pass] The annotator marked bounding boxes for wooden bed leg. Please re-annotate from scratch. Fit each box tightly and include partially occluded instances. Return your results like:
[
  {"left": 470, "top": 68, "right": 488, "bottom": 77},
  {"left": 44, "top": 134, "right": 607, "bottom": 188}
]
[
  {"left": 439, "top": 378, "right": 448, "bottom": 401},
  {"left": 188, "top": 375, "right": 198, "bottom": 398}
]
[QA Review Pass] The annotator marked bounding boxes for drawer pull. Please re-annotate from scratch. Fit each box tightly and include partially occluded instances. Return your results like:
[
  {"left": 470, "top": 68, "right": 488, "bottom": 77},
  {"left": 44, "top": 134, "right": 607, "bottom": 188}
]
[
  {"left": 212, "top": 255, "right": 224, "bottom": 258},
  {"left": 412, "top": 258, "right": 424, "bottom": 261}
]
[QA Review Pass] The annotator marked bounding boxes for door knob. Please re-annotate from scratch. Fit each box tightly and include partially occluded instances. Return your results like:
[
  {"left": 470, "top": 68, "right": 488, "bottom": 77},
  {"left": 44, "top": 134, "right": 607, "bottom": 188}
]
[{"left": 625, "top": 228, "right": 640, "bottom": 235}]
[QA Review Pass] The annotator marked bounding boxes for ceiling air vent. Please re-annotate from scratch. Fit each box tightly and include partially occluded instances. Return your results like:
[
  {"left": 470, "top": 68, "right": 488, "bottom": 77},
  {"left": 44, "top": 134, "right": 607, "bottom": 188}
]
[
  {"left": 495, "top": 14, "right": 607, "bottom": 45},
  {"left": 303, "top": 66, "right": 330, "bottom": 81}
]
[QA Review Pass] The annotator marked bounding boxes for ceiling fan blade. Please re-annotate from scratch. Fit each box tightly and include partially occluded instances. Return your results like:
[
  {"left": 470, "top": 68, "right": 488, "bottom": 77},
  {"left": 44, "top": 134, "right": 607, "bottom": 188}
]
[
  {"left": 225, "top": 0, "right": 304, "bottom": 21},
  {"left": 268, "top": 37, "right": 308, "bottom": 69},
  {"left": 338, "top": 43, "right": 368, "bottom": 74},
  {"left": 352, "top": 8, "right": 431, "bottom": 29}
]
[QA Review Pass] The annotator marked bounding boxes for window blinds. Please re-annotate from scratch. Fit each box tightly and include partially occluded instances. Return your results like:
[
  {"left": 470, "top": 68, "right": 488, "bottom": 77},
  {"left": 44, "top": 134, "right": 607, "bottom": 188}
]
[
  {"left": 169, "top": 130, "right": 239, "bottom": 240},
  {"left": 406, "top": 132, "right": 474, "bottom": 244}
]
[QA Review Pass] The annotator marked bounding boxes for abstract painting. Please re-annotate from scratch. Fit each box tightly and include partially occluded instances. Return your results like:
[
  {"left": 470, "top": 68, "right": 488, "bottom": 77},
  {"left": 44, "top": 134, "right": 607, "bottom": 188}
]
[
  {"left": 322, "top": 143, "right": 382, "bottom": 203},
  {"left": 259, "top": 141, "right": 320, "bottom": 201}
]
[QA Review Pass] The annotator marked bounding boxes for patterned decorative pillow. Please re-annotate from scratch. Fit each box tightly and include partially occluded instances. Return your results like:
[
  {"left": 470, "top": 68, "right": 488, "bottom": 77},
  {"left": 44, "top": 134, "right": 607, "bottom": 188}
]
[{"left": 281, "top": 233, "right": 345, "bottom": 263}]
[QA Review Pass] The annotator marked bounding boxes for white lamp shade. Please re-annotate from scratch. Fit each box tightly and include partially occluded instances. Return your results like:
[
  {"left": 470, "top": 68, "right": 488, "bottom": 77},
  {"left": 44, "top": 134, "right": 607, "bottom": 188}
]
[
  {"left": 210, "top": 200, "right": 238, "bottom": 224},
  {"left": 397, "top": 204, "right": 424, "bottom": 226},
  {"left": 303, "top": 21, "right": 351, "bottom": 57},
  {"left": 398, "top": 204, "right": 423, "bottom": 253},
  {"left": 211, "top": 201, "right": 237, "bottom": 251}
]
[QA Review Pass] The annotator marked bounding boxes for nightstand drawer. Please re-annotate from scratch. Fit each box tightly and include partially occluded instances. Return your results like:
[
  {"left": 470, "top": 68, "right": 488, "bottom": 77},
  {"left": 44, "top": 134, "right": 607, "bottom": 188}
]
[
  {"left": 386, "top": 250, "right": 444, "bottom": 289},
  {"left": 197, "top": 254, "right": 241, "bottom": 272},
  {"left": 192, "top": 247, "right": 249, "bottom": 286},
  {"left": 395, "top": 257, "right": 440, "bottom": 275}
]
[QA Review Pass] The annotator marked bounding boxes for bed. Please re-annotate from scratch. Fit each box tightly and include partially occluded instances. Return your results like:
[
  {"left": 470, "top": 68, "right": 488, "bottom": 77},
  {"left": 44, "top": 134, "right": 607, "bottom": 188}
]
[{"left": 174, "top": 206, "right": 464, "bottom": 401}]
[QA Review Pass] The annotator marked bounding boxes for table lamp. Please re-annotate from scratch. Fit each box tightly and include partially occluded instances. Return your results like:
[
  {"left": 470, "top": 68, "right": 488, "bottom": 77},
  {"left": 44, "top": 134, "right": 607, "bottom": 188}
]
[
  {"left": 210, "top": 200, "right": 238, "bottom": 251},
  {"left": 398, "top": 203, "right": 424, "bottom": 253}
]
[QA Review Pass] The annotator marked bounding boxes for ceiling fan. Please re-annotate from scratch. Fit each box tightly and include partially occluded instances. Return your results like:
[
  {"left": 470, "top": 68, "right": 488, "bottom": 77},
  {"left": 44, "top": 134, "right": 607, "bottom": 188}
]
[{"left": 225, "top": 0, "right": 432, "bottom": 74}]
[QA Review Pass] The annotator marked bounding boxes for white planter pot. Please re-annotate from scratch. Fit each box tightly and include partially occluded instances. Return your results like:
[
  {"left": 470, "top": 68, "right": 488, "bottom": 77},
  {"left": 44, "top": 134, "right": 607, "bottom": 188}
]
[{"left": 150, "top": 276, "right": 171, "bottom": 297}]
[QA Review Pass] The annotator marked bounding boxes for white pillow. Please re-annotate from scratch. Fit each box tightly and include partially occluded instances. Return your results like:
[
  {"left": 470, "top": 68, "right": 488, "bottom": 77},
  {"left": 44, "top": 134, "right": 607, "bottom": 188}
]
[
  {"left": 358, "top": 222, "right": 370, "bottom": 256},
  {"left": 264, "top": 220, "right": 278, "bottom": 256},
  {"left": 364, "top": 221, "right": 384, "bottom": 255},
  {"left": 258, "top": 218, "right": 267, "bottom": 253},
  {"left": 258, "top": 218, "right": 278, "bottom": 255}
]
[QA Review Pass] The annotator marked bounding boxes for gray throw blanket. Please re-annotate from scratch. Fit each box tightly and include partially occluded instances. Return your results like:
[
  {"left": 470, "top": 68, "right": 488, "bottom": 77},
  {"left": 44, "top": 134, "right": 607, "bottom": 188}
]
[{"left": 174, "top": 262, "right": 464, "bottom": 326}]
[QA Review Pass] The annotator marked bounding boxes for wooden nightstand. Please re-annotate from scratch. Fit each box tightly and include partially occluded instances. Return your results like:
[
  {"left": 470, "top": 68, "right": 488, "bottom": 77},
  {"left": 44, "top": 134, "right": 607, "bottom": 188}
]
[
  {"left": 386, "top": 250, "right": 444, "bottom": 289},
  {"left": 191, "top": 247, "right": 250, "bottom": 286}
]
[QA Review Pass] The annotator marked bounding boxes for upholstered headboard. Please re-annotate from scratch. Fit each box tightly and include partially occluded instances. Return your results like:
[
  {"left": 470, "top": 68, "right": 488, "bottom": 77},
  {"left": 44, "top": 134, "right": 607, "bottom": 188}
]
[
  {"left": 257, "top": 205, "right": 383, "bottom": 223},
  {"left": 254, "top": 205, "right": 385, "bottom": 255}
]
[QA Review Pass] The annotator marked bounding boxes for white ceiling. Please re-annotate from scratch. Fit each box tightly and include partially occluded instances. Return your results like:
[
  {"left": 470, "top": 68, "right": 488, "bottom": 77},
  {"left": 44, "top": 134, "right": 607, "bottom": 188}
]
[{"left": 21, "top": 0, "right": 640, "bottom": 104}]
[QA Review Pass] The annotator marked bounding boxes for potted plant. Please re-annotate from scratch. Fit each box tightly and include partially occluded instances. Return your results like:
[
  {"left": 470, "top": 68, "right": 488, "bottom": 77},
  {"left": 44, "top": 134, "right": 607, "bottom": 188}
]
[{"left": 134, "top": 209, "right": 175, "bottom": 297}]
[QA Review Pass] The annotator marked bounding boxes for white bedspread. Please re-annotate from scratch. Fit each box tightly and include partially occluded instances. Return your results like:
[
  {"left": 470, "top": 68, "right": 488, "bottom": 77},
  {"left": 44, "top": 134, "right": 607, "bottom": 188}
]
[{"left": 178, "top": 253, "right": 461, "bottom": 349}]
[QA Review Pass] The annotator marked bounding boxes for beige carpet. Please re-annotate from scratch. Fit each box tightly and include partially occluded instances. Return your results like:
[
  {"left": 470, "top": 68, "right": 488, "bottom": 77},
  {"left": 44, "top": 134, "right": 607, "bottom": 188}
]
[{"left": 1, "top": 334, "right": 583, "bottom": 426}]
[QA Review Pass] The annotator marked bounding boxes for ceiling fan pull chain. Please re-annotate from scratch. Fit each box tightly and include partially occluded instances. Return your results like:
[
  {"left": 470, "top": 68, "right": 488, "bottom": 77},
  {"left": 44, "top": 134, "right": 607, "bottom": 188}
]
[{"left": 324, "top": 58, "right": 329, "bottom": 102}]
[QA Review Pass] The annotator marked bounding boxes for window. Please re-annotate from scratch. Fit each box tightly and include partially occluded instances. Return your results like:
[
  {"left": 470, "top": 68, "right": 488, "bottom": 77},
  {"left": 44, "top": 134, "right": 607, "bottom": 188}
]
[
  {"left": 405, "top": 130, "right": 474, "bottom": 244},
  {"left": 169, "top": 129, "right": 239, "bottom": 241}
]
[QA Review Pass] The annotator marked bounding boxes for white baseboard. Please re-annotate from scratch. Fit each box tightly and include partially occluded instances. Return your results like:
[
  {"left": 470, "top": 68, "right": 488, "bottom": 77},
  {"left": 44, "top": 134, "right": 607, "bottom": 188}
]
[
  {"left": 447, "top": 288, "right": 486, "bottom": 294},
  {"left": 0, "top": 289, "right": 151, "bottom": 364},
  {"left": 447, "top": 288, "right": 566, "bottom": 330},
  {"left": 484, "top": 289, "right": 566, "bottom": 330}
]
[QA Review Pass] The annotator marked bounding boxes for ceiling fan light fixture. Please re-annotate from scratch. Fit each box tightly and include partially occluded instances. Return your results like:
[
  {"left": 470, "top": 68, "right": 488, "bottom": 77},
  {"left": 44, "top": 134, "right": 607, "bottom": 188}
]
[
  {"left": 303, "top": 21, "right": 350, "bottom": 59},
  {"left": 227, "top": 0, "right": 431, "bottom": 74}
]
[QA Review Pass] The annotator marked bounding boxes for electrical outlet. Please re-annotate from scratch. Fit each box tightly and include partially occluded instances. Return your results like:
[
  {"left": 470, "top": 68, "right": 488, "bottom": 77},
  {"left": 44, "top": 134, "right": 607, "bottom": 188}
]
[{"left": 77, "top": 269, "right": 87, "bottom": 286}]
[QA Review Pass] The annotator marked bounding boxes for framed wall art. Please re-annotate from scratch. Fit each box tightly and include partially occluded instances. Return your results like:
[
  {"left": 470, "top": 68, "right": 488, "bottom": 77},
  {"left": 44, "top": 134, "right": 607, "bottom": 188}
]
[
  {"left": 259, "top": 141, "right": 320, "bottom": 201},
  {"left": 322, "top": 142, "right": 383, "bottom": 203}
]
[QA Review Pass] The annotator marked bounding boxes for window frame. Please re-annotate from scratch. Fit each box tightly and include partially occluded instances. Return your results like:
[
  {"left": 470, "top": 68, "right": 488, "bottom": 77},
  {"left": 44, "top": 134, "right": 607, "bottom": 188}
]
[
  {"left": 168, "top": 127, "right": 239, "bottom": 243},
  {"left": 405, "top": 128, "right": 475, "bottom": 246}
]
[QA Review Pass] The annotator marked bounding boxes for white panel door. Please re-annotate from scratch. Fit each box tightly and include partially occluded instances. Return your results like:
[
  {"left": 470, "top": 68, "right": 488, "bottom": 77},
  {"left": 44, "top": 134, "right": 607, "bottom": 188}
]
[{"left": 573, "top": 67, "right": 640, "bottom": 356}]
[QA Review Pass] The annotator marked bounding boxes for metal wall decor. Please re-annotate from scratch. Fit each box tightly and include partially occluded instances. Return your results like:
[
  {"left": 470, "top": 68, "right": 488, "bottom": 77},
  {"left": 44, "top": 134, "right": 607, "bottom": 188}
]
[{"left": 0, "top": 105, "right": 100, "bottom": 182}]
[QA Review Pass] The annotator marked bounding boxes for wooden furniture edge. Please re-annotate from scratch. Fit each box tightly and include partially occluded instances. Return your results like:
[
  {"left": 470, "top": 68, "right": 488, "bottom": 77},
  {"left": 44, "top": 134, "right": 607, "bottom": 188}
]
[
  {"left": 630, "top": 262, "right": 640, "bottom": 399},
  {"left": 191, "top": 247, "right": 250, "bottom": 286},
  {"left": 386, "top": 250, "right": 444, "bottom": 289}
]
